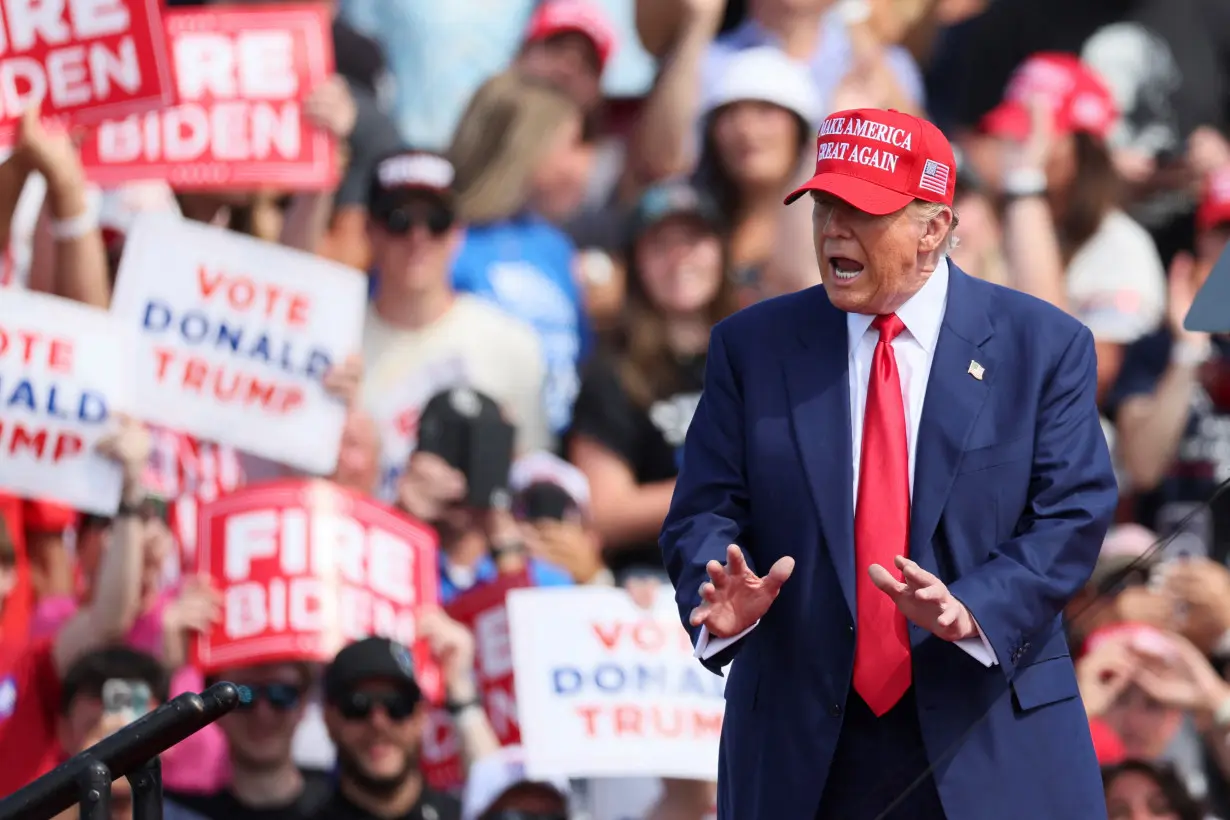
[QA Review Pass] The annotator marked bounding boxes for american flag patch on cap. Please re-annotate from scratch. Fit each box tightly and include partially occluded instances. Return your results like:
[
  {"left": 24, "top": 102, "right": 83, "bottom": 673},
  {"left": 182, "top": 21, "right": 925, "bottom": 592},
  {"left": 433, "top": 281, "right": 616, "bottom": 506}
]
[{"left": 919, "top": 159, "right": 950, "bottom": 196}]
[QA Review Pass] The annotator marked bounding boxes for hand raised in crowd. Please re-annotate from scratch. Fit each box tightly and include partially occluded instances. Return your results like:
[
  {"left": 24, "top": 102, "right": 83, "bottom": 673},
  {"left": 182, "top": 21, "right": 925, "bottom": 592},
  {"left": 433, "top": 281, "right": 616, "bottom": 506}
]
[
  {"left": 1187, "top": 126, "right": 1230, "bottom": 180},
  {"left": 1165, "top": 559, "right": 1230, "bottom": 654},
  {"left": 1002, "top": 93, "right": 1056, "bottom": 175},
  {"left": 1131, "top": 630, "right": 1230, "bottom": 717},
  {"left": 397, "top": 452, "right": 466, "bottom": 523},
  {"left": 1113, "top": 584, "right": 1178, "bottom": 632},
  {"left": 1165, "top": 251, "right": 1212, "bottom": 344},
  {"left": 162, "top": 574, "right": 223, "bottom": 667},
  {"left": 322, "top": 354, "right": 363, "bottom": 408},
  {"left": 96, "top": 415, "right": 153, "bottom": 496},
  {"left": 691, "top": 545, "right": 794, "bottom": 638},
  {"left": 1075, "top": 632, "right": 1137, "bottom": 719},
  {"left": 305, "top": 75, "right": 358, "bottom": 141},
  {"left": 870, "top": 556, "right": 976, "bottom": 642},
  {"left": 418, "top": 608, "right": 477, "bottom": 701},
  {"left": 523, "top": 518, "right": 603, "bottom": 583},
  {"left": 11, "top": 106, "right": 84, "bottom": 188}
]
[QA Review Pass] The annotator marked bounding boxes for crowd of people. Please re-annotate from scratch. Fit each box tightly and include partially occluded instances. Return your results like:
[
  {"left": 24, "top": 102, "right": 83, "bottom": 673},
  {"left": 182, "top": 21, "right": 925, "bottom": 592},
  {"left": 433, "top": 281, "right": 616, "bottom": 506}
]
[{"left": 0, "top": 0, "right": 1229, "bottom": 818}]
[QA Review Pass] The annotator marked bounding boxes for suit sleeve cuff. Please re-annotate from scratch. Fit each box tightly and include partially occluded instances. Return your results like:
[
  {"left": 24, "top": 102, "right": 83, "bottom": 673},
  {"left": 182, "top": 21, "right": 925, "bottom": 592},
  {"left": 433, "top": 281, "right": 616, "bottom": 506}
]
[
  {"left": 955, "top": 617, "right": 998, "bottom": 667},
  {"left": 695, "top": 621, "right": 759, "bottom": 660}
]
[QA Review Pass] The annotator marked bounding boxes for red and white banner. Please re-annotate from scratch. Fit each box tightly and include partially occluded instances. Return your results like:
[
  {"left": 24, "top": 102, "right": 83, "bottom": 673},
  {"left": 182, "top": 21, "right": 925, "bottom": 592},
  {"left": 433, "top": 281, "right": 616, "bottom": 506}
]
[
  {"left": 0, "top": 0, "right": 173, "bottom": 134},
  {"left": 80, "top": 3, "right": 336, "bottom": 189},
  {"left": 422, "top": 571, "right": 530, "bottom": 790},
  {"left": 192, "top": 480, "right": 443, "bottom": 702}
]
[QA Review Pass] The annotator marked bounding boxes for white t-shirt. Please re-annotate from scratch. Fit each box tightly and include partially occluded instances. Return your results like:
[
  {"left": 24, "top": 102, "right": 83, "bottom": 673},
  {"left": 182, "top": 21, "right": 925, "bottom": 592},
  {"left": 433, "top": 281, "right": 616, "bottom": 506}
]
[
  {"left": 362, "top": 295, "right": 550, "bottom": 501},
  {"left": 1066, "top": 209, "right": 1166, "bottom": 344}
]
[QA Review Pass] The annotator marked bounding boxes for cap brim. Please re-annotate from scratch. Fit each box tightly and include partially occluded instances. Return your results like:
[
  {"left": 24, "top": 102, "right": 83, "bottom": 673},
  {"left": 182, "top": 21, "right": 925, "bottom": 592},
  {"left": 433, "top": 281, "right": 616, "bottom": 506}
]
[
  {"left": 980, "top": 102, "right": 1032, "bottom": 141},
  {"left": 369, "top": 186, "right": 454, "bottom": 213},
  {"left": 784, "top": 172, "right": 914, "bottom": 216}
]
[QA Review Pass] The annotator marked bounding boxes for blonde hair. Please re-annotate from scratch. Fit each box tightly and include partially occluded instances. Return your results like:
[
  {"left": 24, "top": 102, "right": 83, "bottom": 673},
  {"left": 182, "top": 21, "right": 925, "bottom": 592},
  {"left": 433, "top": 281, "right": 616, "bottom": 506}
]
[{"left": 448, "top": 72, "right": 581, "bottom": 225}]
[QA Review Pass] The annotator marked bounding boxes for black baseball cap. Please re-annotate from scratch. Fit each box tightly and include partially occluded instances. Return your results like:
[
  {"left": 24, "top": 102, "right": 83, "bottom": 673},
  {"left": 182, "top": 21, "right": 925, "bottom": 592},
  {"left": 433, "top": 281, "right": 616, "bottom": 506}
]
[
  {"left": 630, "top": 181, "right": 724, "bottom": 241},
  {"left": 367, "top": 149, "right": 457, "bottom": 218},
  {"left": 323, "top": 637, "right": 421, "bottom": 703}
]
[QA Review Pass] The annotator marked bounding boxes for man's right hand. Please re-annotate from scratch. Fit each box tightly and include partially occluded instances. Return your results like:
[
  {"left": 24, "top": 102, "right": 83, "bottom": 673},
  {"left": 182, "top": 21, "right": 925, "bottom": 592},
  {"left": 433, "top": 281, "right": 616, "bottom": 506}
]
[{"left": 689, "top": 544, "right": 795, "bottom": 638}]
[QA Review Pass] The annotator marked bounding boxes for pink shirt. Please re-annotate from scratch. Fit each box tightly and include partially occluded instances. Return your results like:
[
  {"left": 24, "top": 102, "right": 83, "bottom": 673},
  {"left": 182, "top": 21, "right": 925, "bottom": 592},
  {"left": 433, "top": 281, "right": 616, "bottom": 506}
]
[{"left": 30, "top": 592, "right": 230, "bottom": 793}]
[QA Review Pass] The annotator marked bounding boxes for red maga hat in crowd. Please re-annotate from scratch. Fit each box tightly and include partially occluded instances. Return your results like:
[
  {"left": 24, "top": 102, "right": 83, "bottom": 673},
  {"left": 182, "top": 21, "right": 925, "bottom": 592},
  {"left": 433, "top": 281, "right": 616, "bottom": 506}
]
[
  {"left": 1198, "top": 166, "right": 1230, "bottom": 233},
  {"left": 980, "top": 52, "right": 1118, "bottom": 142},
  {"left": 523, "top": 0, "right": 617, "bottom": 71},
  {"left": 784, "top": 107, "right": 956, "bottom": 215}
]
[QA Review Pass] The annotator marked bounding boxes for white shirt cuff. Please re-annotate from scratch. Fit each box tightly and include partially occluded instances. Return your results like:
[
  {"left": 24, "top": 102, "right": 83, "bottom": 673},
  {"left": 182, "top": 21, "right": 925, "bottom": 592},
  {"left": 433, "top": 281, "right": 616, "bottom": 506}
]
[
  {"left": 694, "top": 621, "right": 759, "bottom": 660},
  {"left": 956, "top": 618, "right": 998, "bottom": 667}
]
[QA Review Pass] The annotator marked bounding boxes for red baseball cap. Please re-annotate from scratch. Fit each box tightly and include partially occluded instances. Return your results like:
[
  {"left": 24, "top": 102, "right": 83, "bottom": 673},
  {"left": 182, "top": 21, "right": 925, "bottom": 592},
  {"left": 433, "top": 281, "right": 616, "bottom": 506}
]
[
  {"left": 981, "top": 53, "right": 1118, "bottom": 142},
  {"left": 524, "top": 0, "right": 616, "bottom": 71},
  {"left": 1197, "top": 167, "right": 1230, "bottom": 232},
  {"left": 784, "top": 107, "right": 956, "bottom": 215}
]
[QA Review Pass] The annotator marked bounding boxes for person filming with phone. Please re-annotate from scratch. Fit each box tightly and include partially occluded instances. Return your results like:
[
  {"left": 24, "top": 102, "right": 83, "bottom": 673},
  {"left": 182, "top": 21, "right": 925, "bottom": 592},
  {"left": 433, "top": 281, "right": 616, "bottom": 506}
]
[{"left": 395, "top": 387, "right": 573, "bottom": 603}]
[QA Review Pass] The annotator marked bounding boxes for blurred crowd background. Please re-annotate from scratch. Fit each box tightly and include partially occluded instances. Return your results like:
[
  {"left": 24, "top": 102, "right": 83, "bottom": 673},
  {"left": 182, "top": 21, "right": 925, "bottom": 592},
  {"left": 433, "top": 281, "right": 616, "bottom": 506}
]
[{"left": 3, "top": 0, "right": 1230, "bottom": 818}]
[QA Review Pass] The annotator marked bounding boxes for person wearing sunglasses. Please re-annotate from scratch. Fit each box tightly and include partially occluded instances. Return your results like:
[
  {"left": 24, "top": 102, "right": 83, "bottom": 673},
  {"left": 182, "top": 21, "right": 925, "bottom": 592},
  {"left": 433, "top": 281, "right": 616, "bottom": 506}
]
[
  {"left": 163, "top": 662, "right": 329, "bottom": 820},
  {"left": 360, "top": 149, "right": 551, "bottom": 505},
  {"left": 316, "top": 636, "right": 464, "bottom": 820}
]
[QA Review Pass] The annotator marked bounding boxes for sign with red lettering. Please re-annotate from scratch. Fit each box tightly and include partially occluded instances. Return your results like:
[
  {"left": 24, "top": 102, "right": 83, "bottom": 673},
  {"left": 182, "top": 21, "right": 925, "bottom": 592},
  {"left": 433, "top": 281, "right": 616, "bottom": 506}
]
[
  {"left": 110, "top": 212, "right": 366, "bottom": 474},
  {"left": 0, "top": 289, "right": 132, "bottom": 514},
  {"left": 421, "top": 572, "right": 531, "bottom": 790},
  {"left": 192, "top": 479, "right": 443, "bottom": 702},
  {"left": 79, "top": 4, "right": 336, "bottom": 189},
  {"left": 0, "top": 0, "right": 172, "bottom": 134},
  {"left": 507, "top": 586, "right": 725, "bottom": 781}
]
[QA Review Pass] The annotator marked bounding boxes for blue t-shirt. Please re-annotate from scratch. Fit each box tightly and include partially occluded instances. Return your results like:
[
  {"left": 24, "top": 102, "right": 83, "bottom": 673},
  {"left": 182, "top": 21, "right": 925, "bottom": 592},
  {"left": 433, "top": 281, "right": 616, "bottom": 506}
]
[
  {"left": 452, "top": 216, "right": 592, "bottom": 436},
  {"left": 438, "top": 554, "right": 573, "bottom": 605}
]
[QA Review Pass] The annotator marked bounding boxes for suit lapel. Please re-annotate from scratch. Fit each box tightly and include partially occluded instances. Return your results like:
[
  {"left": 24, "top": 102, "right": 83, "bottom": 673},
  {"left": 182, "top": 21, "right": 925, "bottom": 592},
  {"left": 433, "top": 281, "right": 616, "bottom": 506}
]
[
  {"left": 910, "top": 265, "right": 995, "bottom": 564},
  {"left": 783, "top": 289, "right": 856, "bottom": 618}
]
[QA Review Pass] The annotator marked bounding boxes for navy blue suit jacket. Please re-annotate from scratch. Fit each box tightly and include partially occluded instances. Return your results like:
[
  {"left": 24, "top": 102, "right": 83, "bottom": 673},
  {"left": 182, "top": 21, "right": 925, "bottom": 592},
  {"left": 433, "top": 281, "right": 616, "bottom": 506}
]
[{"left": 660, "top": 264, "right": 1118, "bottom": 820}]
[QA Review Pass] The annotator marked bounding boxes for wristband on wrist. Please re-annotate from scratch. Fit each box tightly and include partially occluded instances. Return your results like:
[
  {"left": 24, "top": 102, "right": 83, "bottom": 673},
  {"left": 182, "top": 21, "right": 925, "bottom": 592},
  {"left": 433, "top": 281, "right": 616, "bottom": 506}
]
[
  {"left": 50, "top": 210, "right": 99, "bottom": 241},
  {"left": 445, "top": 696, "right": 482, "bottom": 716},
  {"left": 1002, "top": 167, "right": 1048, "bottom": 199},
  {"left": 1171, "top": 338, "right": 1212, "bottom": 368},
  {"left": 836, "top": 0, "right": 872, "bottom": 25}
]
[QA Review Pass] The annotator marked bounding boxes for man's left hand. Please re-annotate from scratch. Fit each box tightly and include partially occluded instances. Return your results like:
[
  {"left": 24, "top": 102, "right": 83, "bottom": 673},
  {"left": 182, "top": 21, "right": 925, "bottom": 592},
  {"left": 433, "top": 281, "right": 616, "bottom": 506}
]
[{"left": 870, "top": 556, "right": 977, "bottom": 642}]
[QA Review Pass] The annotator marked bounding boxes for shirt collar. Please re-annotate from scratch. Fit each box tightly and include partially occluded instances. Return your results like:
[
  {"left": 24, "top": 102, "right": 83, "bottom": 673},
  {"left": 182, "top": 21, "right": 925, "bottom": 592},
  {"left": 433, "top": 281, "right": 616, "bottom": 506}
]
[{"left": 846, "top": 257, "right": 950, "bottom": 355}]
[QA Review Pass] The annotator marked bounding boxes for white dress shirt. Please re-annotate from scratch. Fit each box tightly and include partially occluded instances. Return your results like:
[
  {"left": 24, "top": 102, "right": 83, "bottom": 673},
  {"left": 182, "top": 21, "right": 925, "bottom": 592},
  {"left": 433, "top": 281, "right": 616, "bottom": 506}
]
[{"left": 695, "top": 259, "right": 998, "bottom": 667}]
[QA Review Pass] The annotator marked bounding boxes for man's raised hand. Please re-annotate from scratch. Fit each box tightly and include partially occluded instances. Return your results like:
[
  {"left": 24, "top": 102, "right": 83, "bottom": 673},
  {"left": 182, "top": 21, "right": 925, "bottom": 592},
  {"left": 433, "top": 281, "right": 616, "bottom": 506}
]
[
  {"left": 870, "top": 556, "right": 977, "bottom": 642},
  {"left": 690, "top": 545, "right": 795, "bottom": 638}
]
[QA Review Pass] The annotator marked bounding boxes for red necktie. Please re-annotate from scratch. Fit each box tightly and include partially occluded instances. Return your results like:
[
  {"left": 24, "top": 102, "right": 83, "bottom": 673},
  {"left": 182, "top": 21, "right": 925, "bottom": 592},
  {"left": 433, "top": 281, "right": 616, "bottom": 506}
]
[{"left": 852, "top": 313, "right": 912, "bottom": 717}]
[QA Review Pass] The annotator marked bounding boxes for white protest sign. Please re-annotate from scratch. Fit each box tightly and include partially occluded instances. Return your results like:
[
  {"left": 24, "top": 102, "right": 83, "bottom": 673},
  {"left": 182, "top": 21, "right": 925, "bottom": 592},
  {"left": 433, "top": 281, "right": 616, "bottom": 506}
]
[
  {"left": 0, "top": 289, "right": 131, "bottom": 514},
  {"left": 111, "top": 212, "right": 365, "bottom": 474},
  {"left": 507, "top": 585, "right": 725, "bottom": 781},
  {"left": 369, "top": 356, "right": 469, "bottom": 502}
]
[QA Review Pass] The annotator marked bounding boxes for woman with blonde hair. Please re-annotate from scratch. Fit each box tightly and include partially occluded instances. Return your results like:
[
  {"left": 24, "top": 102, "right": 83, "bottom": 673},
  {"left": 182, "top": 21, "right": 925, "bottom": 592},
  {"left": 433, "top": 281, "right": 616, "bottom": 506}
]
[{"left": 449, "top": 71, "right": 594, "bottom": 440}]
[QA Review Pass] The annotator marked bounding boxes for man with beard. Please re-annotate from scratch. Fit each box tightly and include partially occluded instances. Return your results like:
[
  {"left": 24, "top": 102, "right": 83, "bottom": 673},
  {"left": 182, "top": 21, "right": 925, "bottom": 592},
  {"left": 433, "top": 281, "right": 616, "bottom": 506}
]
[{"left": 313, "top": 635, "right": 478, "bottom": 820}]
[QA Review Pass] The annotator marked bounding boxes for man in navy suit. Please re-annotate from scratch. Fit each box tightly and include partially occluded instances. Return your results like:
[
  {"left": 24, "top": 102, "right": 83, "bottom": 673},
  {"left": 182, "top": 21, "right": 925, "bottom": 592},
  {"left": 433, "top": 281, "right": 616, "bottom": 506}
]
[{"left": 660, "top": 107, "right": 1118, "bottom": 820}]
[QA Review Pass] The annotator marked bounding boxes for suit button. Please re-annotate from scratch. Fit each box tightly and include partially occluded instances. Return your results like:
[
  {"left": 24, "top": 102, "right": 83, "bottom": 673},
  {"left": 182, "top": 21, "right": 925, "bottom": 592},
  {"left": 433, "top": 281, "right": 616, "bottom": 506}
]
[{"left": 830, "top": 703, "right": 843, "bottom": 717}]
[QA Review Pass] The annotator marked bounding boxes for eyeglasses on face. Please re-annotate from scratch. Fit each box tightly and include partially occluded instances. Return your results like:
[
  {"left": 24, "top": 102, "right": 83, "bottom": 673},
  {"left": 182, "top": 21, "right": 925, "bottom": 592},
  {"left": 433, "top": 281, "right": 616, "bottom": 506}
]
[
  {"left": 235, "top": 682, "right": 305, "bottom": 711},
  {"left": 333, "top": 690, "right": 419, "bottom": 722},
  {"left": 380, "top": 204, "right": 454, "bottom": 237}
]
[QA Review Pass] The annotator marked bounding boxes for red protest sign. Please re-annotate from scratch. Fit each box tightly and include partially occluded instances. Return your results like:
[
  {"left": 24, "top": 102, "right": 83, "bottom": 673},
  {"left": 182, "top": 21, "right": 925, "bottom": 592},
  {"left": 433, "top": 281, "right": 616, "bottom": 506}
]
[
  {"left": 192, "top": 479, "right": 443, "bottom": 701},
  {"left": 422, "top": 571, "right": 531, "bottom": 791},
  {"left": 79, "top": 4, "right": 337, "bottom": 189},
  {"left": 0, "top": 0, "right": 173, "bottom": 131}
]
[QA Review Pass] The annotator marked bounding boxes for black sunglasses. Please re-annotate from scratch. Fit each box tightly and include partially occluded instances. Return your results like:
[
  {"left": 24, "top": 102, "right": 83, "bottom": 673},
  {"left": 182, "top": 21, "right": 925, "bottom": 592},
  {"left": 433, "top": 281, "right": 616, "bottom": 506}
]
[
  {"left": 235, "top": 683, "right": 305, "bottom": 712},
  {"left": 334, "top": 690, "right": 419, "bottom": 722},
  {"left": 380, "top": 203, "right": 454, "bottom": 237}
]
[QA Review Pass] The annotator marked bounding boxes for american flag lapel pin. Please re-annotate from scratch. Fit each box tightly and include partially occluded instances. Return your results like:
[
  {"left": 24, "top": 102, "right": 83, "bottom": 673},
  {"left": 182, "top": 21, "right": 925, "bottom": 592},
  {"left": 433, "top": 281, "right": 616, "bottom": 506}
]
[{"left": 968, "top": 360, "right": 985, "bottom": 381}]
